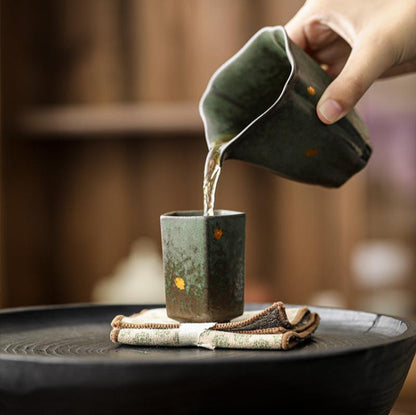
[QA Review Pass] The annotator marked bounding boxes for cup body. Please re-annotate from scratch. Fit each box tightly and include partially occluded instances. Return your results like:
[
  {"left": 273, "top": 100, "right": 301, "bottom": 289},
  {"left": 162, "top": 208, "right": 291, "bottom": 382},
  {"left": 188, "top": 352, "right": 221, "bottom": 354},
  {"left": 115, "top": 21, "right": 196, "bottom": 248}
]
[{"left": 160, "top": 210, "right": 245, "bottom": 322}]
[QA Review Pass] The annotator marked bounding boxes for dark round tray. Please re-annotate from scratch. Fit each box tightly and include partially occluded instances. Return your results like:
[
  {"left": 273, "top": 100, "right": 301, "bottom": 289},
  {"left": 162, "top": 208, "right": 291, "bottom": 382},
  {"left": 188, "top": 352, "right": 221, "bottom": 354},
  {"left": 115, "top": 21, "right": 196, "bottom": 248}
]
[{"left": 0, "top": 303, "right": 415, "bottom": 415}]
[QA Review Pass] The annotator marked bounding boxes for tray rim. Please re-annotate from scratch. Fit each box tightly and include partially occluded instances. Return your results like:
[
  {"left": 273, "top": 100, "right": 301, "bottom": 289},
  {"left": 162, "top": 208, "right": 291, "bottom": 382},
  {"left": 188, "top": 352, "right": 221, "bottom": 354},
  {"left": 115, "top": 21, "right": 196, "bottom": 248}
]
[{"left": 0, "top": 302, "right": 415, "bottom": 366}]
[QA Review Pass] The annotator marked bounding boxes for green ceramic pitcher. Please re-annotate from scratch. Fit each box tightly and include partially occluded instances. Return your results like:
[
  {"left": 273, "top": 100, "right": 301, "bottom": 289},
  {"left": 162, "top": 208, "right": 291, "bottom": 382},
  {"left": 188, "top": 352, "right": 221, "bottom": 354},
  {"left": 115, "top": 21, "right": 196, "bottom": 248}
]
[{"left": 199, "top": 26, "right": 371, "bottom": 187}]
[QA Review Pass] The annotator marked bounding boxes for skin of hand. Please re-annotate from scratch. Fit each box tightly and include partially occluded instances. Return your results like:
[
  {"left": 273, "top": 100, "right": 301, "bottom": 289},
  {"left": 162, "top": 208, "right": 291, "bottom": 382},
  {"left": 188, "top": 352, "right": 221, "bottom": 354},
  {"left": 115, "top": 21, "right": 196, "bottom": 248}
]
[{"left": 285, "top": 0, "right": 416, "bottom": 124}]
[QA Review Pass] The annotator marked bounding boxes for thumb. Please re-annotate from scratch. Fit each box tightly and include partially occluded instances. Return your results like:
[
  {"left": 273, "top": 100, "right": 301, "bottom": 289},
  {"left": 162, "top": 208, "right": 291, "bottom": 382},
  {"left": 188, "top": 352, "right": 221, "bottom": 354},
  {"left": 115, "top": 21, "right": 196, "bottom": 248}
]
[{"left": 317, "top": 39, "right": 394, "bottom": 124}]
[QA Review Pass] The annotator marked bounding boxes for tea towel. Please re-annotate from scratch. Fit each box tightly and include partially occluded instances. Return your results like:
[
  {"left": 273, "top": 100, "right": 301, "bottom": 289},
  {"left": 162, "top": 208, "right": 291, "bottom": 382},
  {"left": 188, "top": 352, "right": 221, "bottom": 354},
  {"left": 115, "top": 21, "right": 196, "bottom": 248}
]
[{"left": 110, "top": 302, "right": 320, "bottom": 350}]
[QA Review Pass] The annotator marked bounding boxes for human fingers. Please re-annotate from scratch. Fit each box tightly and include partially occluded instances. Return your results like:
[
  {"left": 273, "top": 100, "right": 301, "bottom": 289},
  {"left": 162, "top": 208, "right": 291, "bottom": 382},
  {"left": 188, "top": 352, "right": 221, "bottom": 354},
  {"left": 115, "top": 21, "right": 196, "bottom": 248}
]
[
  {"left": 285, "top": 4, "right": 313, "bottom": 50},
  {"left": 317, "top": 38, "right": 395, "bottom": 124},
  {"left": 311, "top": 37, "right": 351, "bottom": 67},
  {"left": 303, "top": 21, "right": 340, "bottom": 51},
  {"left": 309, "top": 36, "right": 351, "bottom": 78},
  {"left": 380, "top": 58, "right": 416, "bottom": 78},
  {"left": 324, "top": 57, "right": 350, "bottom": 79}
]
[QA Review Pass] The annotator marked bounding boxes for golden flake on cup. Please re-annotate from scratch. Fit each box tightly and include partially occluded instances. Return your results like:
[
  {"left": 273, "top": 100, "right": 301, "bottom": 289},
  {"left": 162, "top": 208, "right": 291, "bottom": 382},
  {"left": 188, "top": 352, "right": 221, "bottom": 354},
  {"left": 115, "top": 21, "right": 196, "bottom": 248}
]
[{"left": 174, "top": 277, "right": 185, "bottom": 290}]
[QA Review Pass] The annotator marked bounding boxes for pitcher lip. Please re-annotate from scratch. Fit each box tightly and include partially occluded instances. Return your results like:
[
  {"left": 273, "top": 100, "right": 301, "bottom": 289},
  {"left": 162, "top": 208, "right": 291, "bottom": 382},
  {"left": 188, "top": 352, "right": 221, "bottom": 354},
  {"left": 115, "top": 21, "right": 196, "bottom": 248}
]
[{"left": 199, "top": 26, "right": 296, "bottom": 165}]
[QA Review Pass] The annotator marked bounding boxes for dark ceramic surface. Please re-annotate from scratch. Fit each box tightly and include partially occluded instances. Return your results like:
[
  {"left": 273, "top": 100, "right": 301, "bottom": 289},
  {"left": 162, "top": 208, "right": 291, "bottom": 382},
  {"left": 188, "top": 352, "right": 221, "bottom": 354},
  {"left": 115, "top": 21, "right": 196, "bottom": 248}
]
[
  {"left": 200, "top": 26, "right": 372, "bottom": 187},
  {"left": 161, "top": 210, "right": 245, "bottom": 322},
  {"left": 0, "top": 304, "right": 414, "bottom": 415}
]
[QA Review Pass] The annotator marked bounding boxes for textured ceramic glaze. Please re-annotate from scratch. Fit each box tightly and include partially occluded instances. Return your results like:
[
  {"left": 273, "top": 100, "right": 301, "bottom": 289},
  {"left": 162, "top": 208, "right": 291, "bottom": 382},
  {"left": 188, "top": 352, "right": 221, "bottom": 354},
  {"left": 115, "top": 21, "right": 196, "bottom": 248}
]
[
  {"left": 160, "top": 210, "right": 245, "bottom": 322},
  {"left": 200, "top": 26, "right": 372, "bottom": 187}
]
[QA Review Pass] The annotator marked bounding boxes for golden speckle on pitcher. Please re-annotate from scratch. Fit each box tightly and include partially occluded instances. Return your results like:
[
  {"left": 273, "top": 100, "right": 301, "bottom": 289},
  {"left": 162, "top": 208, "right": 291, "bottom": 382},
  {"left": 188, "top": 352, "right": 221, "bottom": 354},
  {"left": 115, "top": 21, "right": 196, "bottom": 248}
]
[
  {"left": 305, "top": 149, "right": 319, "bottom": 157},
  {"left": 307, "top": 86, "right": 316, "bottom": 96}
]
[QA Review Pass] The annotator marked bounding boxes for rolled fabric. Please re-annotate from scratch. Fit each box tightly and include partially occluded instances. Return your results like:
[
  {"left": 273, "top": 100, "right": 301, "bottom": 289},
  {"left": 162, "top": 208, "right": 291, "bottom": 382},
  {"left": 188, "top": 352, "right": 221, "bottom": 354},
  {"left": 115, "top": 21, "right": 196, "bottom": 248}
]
[{"left": 110, "top": 302, "right": 320, "bottom": 351}]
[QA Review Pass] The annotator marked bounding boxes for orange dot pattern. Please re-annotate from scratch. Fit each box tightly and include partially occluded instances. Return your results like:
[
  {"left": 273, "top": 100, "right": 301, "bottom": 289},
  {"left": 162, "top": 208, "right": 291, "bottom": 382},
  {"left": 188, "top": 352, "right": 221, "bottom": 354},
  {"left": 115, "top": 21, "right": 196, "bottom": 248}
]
[
  {"left": 307, "top": 86, "right": 316, "bottom": 96},
  {"left": 214, "top": 228, "right": 223, "bottom": 240},
  {"left": 305, "top": 149, "right": 319, "bottom": 157}
]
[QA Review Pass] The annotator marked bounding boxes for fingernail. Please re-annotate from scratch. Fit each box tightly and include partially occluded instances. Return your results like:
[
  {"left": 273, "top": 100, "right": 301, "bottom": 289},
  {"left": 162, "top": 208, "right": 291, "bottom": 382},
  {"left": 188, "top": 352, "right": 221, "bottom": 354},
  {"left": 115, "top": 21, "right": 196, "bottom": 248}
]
[{"left": 318, "top": 99, "right": 343, "bottom": 124}]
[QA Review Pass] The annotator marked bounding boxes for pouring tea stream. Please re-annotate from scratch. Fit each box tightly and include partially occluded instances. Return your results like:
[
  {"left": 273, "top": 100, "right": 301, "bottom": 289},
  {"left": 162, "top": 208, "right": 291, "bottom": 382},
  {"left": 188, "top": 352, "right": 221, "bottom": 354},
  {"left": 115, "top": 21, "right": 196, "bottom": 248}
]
[{"left": 200, "top": 26, "right": 371, "bottom": 216}]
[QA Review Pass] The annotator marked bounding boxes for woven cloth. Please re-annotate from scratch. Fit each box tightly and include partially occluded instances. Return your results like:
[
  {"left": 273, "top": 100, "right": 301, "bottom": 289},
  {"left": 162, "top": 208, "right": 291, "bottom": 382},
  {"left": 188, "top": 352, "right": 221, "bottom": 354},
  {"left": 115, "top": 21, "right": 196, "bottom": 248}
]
[{"left": 110, "top": 302, "right": 320, "bottom": 350}]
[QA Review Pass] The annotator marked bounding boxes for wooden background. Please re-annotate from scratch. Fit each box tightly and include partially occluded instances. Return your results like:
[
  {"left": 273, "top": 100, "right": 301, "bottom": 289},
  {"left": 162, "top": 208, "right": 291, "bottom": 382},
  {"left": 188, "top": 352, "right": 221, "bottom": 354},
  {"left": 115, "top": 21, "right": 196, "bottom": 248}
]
[
  {"left": 0, "top": 0, "right": 412, "bottom": 310},
  {"left": 0, "top": 1, "right": 415, "bottom": 410}
]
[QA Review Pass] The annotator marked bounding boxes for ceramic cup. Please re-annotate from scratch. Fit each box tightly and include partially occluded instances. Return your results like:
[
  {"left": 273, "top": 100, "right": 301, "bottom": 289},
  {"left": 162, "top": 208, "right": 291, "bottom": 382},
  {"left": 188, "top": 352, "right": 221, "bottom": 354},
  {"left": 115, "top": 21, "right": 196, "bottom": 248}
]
[{"left": 160, "top": 210, "right": 245, "bottom": 322}]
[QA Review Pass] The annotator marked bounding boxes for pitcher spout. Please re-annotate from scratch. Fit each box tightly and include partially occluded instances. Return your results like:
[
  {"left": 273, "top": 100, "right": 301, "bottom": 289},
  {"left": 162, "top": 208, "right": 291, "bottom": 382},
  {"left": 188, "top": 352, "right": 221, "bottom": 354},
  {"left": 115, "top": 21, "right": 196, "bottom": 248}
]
[{"left": 200, "top": 26, "right": 371, "bottom": 188}]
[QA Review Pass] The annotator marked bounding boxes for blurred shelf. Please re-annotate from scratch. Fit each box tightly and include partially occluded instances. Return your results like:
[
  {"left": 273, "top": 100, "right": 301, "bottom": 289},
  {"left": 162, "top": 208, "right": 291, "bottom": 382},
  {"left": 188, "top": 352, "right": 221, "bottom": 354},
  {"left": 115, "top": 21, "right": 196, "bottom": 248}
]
[{"left": 16, "top": 102, "right": 204, "bottom": 139}]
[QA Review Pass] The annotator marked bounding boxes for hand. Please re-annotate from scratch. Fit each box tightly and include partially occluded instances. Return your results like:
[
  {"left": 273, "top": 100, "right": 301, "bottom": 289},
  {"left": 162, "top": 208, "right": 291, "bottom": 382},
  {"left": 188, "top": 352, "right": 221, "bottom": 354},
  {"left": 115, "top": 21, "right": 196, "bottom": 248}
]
[{"left": 285, "top": 0, "right": 416, "bottom": 124}]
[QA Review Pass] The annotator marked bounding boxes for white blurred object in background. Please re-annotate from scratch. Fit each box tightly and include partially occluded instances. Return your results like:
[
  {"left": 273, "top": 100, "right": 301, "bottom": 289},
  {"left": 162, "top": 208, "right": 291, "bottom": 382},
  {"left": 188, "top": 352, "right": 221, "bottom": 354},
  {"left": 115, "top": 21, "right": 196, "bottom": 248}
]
[
  {"left": 352, "top": 240, "right": 412, "bottom": 289},
  {"left": 309, "top": 289, "right": 347, "bottom": 309},
  {"left": 93, "top": 238, "right": 165, "bottom": 304},
  {"left": 351, "top": 240, "right": 413, "bottom": 316}
]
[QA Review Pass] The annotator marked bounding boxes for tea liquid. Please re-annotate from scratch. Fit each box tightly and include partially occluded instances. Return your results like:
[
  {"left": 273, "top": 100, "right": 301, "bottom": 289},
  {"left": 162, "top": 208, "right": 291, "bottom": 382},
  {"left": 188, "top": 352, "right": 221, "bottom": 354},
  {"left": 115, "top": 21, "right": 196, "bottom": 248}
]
[{"left": 203, "top": 143, "right": 223, "bottom": 216}]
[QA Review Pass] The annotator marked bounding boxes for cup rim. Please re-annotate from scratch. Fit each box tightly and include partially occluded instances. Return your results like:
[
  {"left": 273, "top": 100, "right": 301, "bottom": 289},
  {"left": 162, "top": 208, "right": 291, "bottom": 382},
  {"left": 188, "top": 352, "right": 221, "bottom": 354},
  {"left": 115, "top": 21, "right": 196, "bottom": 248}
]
[{"left": 161, "top": 210, "right": 245, "bottom": 218}]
